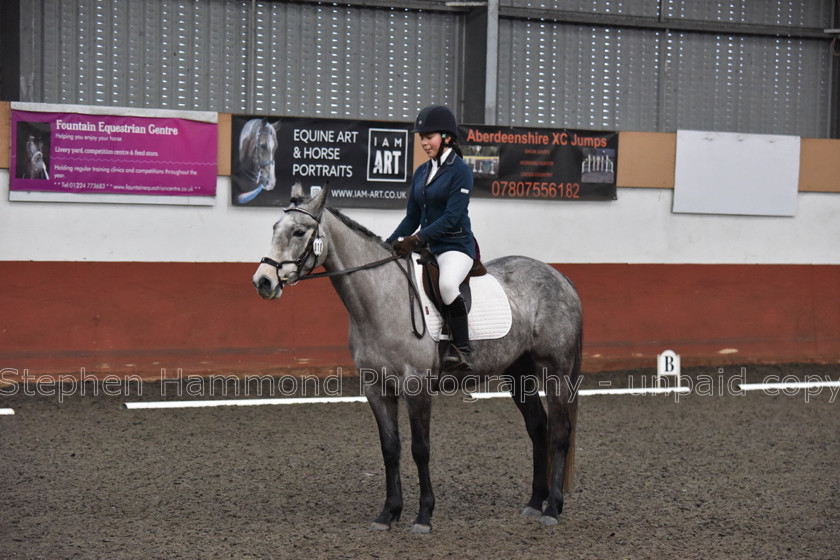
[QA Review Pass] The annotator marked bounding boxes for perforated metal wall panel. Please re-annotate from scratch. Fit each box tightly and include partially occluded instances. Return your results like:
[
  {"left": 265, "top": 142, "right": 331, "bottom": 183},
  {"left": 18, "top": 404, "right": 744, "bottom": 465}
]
[
  {"left": 664, "top": 0, "right": 832, "bottom": 28},
  {"left": 15, "top": 0, "right": 837, "bottom": 137},
  {"left": 661, "top": 32, "right": 831, "bottom": 136},
  {"left": 497, "top": 20, "right": 663, "bottom": 130},
  {"left": 503, "top": 0, "right": 831, "bottom": 25},
  {"left": 251, "top": 2, "right": 461, "bottom": 120},
  {"left": 27, "top": 0, "right": 250, "bottom": 111},
  {"left": 22, "top": 0, "right": 461, "bottom": 121},
  {"left": 496, "top": 0, "right": 834, "bottom": 135},
  {"left": 503, "top": 0, "right": 660, "bottom": 18}
]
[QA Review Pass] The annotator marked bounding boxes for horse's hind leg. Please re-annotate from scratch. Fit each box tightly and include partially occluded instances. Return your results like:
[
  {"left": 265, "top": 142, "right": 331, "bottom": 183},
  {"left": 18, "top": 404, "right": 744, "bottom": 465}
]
[
  {"left": 541, "top": 363, "right": 579, "bottom": 526},
  {"left": 405, "top": 390, "right": 435, "bottom": 534},
  {"left": 365, "top": 388, "right": 403, "bottom": 530},
  {"left": 509, "top": 359, "right": 550, "bottom": 518}
]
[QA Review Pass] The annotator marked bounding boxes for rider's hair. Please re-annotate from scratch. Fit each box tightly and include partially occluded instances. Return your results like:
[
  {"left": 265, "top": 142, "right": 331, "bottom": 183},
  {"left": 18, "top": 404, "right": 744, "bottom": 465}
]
[{"left": 440, "top": 133, "right": 463, "bottom": 159}]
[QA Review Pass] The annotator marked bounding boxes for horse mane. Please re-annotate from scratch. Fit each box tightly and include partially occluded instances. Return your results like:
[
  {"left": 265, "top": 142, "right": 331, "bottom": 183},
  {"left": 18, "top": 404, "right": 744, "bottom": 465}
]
[
  {"left": 238, "top": 120, "right": 257, "bottom": 158},
  {"left": 325, "top": 207, "right": 392, "bottom": 251}
]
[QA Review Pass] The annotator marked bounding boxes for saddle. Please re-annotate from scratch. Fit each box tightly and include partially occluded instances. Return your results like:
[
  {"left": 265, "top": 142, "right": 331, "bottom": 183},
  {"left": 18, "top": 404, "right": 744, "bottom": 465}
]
[
  {"left": 410, "top": 251, "right": 512, "bottom": 343},
  {"left": 416, "top": 248, "right": 487, "bottom": 314}
]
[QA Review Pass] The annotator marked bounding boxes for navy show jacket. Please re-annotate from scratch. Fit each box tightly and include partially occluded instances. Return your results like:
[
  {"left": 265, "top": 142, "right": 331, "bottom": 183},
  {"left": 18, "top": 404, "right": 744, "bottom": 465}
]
[{"left": 387, "top": 149, "right": 476, "bottom": 259}]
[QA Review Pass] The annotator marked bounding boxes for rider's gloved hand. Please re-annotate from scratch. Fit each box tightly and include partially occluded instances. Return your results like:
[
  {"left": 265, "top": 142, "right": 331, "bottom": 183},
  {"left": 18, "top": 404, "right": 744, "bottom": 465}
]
[{"left": 392, "top": 234, "right": 423, "bottom": 257}]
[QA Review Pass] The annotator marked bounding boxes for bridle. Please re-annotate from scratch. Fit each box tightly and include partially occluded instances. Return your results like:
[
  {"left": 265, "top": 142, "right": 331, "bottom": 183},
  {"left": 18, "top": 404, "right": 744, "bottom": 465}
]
[
  {"left": 258, "top": 206, "right": 426, "bottom": 338},
  {"left": 259, "top": 206, "right": 327, "bottom": 289},
  {"left": 260, "top": 206, "right": 406, "bottom": 288}
]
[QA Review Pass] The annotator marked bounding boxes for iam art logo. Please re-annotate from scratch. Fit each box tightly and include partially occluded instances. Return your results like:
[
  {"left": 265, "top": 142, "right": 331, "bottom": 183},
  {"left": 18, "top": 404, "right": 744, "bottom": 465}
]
[{"left": 367, "top": 128, "right": 408, "bottom": 183}]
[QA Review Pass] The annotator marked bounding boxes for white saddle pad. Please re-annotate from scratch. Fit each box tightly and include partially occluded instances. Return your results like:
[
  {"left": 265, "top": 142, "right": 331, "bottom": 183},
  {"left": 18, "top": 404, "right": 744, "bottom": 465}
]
[{"left": 411, "top": 255, "right": 512, "bottom": 342}]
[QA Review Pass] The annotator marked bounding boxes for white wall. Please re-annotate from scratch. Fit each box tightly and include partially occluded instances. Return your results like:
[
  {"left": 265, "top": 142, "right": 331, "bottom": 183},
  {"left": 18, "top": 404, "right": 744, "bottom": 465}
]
[{"left": 1, "top": 169, "right": 838, "bottom": 264}]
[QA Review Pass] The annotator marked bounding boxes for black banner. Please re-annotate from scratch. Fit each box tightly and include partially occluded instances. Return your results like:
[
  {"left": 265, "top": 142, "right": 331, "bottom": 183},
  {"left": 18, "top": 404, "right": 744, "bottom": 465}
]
[
  {"left": 459, "top": 125, "right": 617, "bottom": 201},
  {"left": 231, "top": 115, "right": 414, "bottom": 208}
]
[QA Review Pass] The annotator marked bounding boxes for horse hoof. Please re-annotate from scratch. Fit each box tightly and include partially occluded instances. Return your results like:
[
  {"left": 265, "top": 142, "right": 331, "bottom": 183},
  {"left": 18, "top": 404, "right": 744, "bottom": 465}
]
[
  {"left": 410, "top": 524, "right": 432, "bottom": 534},
  {"left": 369, "top": 522, "right": 391, "bottom": 532},
  {"left": 539, "top": 515, "right": 559, "bottom": 526},
  {"left": 522, "top": 506, "right": 543, "bottom": 519}
]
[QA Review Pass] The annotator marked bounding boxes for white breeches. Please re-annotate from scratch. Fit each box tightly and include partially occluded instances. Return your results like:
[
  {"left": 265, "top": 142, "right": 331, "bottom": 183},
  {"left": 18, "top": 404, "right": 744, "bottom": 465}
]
[{"left": 436, "top": 250, "right": 474, "bottom": 305}]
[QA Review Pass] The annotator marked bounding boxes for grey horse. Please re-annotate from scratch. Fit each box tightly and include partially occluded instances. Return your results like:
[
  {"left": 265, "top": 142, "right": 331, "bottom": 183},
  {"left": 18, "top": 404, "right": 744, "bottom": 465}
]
[{"left": 252, "top": 186, "right": 582, "bottom": 533}]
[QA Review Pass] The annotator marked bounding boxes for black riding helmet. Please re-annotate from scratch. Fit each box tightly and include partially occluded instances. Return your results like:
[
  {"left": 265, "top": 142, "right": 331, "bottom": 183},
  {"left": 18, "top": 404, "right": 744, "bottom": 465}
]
[
  {"left": 412, "top": 105, "right": 458, "bottom": 139},
  {"left": 413, "top": 105, "right": 459, "bottom": 162}
]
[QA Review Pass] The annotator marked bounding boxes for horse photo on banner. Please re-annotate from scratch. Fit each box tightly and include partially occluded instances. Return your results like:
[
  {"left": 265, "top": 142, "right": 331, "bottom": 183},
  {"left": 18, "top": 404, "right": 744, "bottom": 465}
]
[
  {"left": 230, "top": 114, "right": 414, "bottom": 209},
  {"left": 15, "top": 121, "right": 51, "bottom": 180}
]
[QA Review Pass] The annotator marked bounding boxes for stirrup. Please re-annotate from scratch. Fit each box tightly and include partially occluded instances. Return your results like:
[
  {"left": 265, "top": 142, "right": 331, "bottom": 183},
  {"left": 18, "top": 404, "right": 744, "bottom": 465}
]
[{"left": 442, "top": 345, "right": 472, "bottom": 373}]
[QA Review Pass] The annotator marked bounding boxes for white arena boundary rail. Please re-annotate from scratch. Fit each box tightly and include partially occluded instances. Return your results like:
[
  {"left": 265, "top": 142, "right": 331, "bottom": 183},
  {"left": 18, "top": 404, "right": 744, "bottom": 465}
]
[{"left": 3, "top": 379, "right": 835, "bottom": 414}]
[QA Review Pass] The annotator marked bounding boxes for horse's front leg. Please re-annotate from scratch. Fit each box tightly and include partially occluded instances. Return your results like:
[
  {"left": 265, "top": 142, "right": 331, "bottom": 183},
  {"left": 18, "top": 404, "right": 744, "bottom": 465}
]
[
  {"left": 405, "top": 389, "right": 435, "bottom": 534},
  {"left": 366, "top": 387, "right": 403, "bottom": 530}
]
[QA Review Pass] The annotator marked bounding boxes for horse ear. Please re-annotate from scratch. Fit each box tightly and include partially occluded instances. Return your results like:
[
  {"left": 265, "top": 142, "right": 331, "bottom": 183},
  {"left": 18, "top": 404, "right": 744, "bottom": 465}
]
[
  {"left": 289, "top": 180, "right": 305, "bottom": 206},
  {"left": 307, "top": 183, "right": 330, "bottom": 216},
  {"left": 272, "top": 120, "right": 281, "bottom": 132}
]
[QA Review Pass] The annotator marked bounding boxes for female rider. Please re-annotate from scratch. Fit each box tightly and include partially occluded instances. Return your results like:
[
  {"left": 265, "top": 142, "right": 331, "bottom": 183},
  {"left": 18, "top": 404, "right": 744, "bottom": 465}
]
[{"left": 387, "top": 105, "right": 476, "bottom": 374}]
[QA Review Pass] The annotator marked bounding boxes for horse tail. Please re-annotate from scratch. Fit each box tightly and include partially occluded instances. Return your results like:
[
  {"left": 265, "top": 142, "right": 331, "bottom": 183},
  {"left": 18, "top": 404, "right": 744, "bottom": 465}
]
[
  {"left": 563, "top": 326, "right": 583, "bottom": 492},
  {"left": 563, "top": 396, "right": 578, "bottom": 492}
]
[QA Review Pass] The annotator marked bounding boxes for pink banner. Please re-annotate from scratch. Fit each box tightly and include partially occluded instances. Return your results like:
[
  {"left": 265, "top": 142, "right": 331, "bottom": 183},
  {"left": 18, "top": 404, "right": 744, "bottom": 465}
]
[{"left": 11, "top": 108, "right": 217, "bottom": 197}]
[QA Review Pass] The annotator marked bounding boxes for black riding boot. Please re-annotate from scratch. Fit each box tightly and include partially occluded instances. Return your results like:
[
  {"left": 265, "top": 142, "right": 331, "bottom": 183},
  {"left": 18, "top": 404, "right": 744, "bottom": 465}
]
[{"left": 441, "top": 295, "right": 472, "bottom": 373}]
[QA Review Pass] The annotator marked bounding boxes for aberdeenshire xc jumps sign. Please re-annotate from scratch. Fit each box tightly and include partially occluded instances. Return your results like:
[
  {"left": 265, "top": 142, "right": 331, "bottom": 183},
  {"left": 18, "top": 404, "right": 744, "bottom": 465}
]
[{"left": 459, "top": 124, "right": 617, "bottom": 201}]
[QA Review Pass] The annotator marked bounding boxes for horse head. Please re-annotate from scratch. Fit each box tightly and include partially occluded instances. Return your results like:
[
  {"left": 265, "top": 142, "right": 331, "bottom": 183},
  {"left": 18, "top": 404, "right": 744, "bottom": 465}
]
[
  {"left": 237, "top": 119, "right": 280, "bottom": 203},
  {"left": 252, "top": 184, "right": 330, "bottom": 300},
  {"left": 24, "top": 136, "right": 49, "bottom": 180}
]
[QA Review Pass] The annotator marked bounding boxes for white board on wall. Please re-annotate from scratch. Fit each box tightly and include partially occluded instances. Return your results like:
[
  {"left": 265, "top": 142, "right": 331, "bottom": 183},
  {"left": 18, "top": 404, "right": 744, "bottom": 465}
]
[{"left": 673, "top": 130, "right": 800, "bottom": 217}]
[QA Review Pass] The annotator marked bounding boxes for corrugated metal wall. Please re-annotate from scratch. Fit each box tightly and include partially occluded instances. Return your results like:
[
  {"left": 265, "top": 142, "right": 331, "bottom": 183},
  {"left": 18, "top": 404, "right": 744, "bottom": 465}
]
[
  {"left": 24, "top": 0, "right": 252, "bottom": 111},
  {"left": 497, "top": 22, "right": 663, "bottom": 130},
  {"left": 21, "top": 0, "right": 462, "bottom": 121},
  {"left": 661, "top": 32, "right": 831, "bottom": 136},
  {"left": 250, "top": 3, "right": 461, "bottom": 120},
  {"left": 664, "top": 1, "right": 828, "bottom": 27},
  {"left": 17, "top": 0, "right": 836, "bottom": 137},
  {"left": 498, "top": 0, "right": 834, "bottom": 136}
]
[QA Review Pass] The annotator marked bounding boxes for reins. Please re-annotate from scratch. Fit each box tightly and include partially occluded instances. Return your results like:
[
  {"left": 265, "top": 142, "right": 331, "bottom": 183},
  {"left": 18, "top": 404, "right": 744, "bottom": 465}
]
[{"left": 260, "top": 253, "right": 399, "bottom": 283}]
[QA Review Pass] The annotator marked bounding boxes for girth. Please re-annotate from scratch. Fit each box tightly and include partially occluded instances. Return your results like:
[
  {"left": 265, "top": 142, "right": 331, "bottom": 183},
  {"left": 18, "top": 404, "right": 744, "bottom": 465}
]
[{"left": 415, "top": 249, "right": 487, "bottom": 313}]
